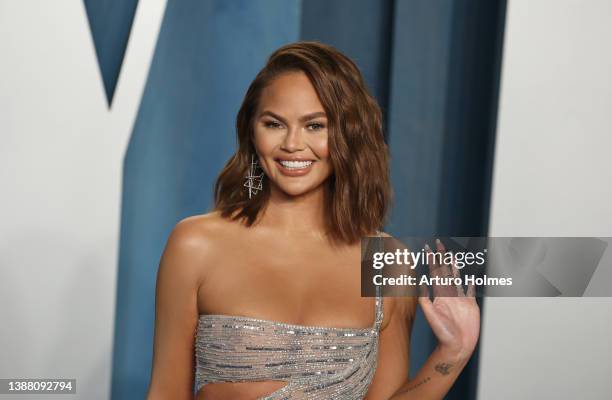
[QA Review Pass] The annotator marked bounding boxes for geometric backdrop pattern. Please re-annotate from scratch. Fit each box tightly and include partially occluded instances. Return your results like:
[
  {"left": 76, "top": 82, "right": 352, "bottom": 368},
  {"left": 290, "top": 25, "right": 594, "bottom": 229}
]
[{"left": 84, "top": 0, "right": 139, "bottom": 106}]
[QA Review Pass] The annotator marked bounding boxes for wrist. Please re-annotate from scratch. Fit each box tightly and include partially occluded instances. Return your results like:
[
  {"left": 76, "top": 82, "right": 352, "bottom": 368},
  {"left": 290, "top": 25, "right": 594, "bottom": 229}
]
[{"left": 435, "top": 344, "right": 472, "bottom": 366}]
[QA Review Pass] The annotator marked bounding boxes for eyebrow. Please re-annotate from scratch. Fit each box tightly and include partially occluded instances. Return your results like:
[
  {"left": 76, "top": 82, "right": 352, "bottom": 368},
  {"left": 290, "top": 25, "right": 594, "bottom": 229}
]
[{"left": 258, "top": 110, "right": 327, "bottom": 123}]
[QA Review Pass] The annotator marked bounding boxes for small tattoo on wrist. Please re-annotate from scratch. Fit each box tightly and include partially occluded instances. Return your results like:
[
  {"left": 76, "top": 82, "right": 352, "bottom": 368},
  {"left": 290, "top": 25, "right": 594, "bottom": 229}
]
[{"left": 434, "top": 362, "right": 453, "bottom": 375}]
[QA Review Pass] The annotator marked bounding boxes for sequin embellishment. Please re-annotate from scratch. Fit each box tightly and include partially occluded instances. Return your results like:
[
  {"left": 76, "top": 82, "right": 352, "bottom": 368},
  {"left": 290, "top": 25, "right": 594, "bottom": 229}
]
[{"left": 194, "top": 234, "right": 384, "bottom": 399}]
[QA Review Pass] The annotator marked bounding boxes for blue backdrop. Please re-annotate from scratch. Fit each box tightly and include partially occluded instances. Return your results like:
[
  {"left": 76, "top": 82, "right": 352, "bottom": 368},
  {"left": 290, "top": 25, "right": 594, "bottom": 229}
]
[{"left": 83, "top": 1, "right": 507, "bottom": 398}]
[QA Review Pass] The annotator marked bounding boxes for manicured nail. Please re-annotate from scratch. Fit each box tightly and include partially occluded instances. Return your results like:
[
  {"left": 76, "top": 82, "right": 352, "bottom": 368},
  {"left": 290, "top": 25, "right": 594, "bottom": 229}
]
[
  {"left": 424, "top": 243, "right": 430, "bottom": 251},
  {"left": 435, "top": 238, "right": 441, "bottom": 245}
]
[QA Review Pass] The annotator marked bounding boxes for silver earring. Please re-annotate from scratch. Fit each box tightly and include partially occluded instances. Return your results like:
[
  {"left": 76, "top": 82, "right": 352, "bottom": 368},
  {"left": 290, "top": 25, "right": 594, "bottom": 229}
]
[{"left": 243, "top": 154, "right": 264, "bottom": 199}]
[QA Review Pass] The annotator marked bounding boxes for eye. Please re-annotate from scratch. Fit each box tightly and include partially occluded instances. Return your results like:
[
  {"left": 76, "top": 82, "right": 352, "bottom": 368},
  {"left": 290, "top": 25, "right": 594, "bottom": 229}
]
[
  {"left": 307, "top": 122, "right": 326, "bottom": 131},
  {"left": 263, "top": 120, "right": 283, "bottom": 129}
]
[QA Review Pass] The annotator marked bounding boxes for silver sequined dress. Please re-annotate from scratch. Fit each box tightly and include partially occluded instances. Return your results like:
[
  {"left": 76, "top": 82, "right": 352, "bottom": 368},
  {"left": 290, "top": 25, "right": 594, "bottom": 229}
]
[{"left": 194, "top": 235, "right": 384, "bottom": 399}]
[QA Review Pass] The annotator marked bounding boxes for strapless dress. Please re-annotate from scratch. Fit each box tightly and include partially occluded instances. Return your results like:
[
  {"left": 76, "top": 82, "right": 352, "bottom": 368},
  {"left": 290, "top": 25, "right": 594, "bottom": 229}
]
[{"left": 194, "top": 233, "right": 384, "bottom": 399}]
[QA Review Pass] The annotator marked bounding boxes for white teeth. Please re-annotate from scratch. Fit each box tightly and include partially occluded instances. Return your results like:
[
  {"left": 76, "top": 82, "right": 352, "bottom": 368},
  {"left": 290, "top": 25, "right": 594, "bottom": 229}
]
[{"left": 279, "top": 160, "right": 313, "bottom": 169}]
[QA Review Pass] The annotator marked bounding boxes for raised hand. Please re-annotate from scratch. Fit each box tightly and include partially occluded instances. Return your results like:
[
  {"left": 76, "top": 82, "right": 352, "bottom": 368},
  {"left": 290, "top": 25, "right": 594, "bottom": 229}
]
[{"left": 418, "top": 239, "right": 481, "bottom": 361}]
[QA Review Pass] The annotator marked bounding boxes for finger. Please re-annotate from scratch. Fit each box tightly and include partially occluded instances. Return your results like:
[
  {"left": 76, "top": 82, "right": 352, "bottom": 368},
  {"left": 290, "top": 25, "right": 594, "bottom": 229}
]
[
  {"left": 425, "top": 242, "right": 445, "bottom": 277},
  {"left": 427, "top": 240, "right": 452, "bottom": 297},
  {"left": 417, "top": 284, "right": 444, "bottom": 331},
  {"left": 417, "top": 283, "right": 433, "bottom": 311},
  {"left": 424, "top": 243, "right": 439, "bottom": 297},
  {"left": 449, "top": 252, "right": 465, "bottom": 297},
  {"left": 467, "top": 281, "right": 476, "bottom": 298},
  {"left": 433, "top": 239, "right": 452, "bottom": 278},
  {"left": 418, "top": 280, "right": 429, "bottom": 299}
]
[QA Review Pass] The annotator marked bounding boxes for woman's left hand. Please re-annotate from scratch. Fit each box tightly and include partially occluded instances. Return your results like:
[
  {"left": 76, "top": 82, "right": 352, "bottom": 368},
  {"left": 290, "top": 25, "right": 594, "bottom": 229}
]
[{"left": 418, "top": 239, "right": 481, "bottom": 361}]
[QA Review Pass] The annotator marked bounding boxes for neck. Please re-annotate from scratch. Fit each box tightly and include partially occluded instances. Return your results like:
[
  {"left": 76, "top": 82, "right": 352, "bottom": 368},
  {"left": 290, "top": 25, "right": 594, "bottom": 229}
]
[{"left": 259, "top": 183, "right": 328, "bottom": 238}]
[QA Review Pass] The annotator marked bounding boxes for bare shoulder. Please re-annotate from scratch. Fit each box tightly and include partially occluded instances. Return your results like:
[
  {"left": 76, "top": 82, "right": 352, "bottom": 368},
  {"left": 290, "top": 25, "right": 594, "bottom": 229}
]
[
  {"left": 172, "top": 210, "right": 242, "bottom": 247},
  {"left": 159, "top": 211, "right": 237, "bottom": 283},
  {"left": 175, "top": 209, "right": 234, "bottom": 236},
  {"left": 165, "top": 213, "right": 218, "bottom": 260}
]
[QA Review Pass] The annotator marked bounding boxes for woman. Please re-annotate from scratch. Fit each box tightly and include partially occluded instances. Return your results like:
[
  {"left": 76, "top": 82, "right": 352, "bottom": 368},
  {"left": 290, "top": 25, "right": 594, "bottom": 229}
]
[{"left": 147, "top": 41, "right": 480, "bottom": 399}]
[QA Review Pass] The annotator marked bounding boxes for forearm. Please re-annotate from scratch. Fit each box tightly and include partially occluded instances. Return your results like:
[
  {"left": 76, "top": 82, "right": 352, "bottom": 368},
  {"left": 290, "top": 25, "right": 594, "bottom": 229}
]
[{"left": 389, "top": 346, "right": 470, "bottom": 400}]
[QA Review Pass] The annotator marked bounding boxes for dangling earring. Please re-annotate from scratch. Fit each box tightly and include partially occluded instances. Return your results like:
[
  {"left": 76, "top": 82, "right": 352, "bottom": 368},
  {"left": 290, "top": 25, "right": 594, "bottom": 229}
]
[{"left": 243, "top": 154, "right": 264, "bottom": 199}]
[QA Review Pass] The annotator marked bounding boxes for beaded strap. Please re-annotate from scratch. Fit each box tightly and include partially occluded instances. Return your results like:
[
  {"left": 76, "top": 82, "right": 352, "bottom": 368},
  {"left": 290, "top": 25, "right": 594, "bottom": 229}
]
[{"left": 374, "top": 230, "right": 384, "bottom": 330}]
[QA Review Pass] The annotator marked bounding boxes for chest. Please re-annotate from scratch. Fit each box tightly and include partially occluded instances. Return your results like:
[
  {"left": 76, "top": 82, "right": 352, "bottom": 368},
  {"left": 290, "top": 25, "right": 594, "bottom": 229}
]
[{"left": 198, "top": 239, "right": 371, "bottom": 328}]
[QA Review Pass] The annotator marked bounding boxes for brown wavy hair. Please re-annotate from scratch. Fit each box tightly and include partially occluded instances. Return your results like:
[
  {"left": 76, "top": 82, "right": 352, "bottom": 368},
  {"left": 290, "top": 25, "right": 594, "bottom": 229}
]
[{"left": 213, "top": 40, "right": 392, "bottom": 244}]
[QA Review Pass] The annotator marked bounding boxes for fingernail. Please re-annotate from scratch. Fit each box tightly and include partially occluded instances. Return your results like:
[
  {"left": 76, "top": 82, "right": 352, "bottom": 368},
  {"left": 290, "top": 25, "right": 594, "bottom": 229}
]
[
  {"left": 424, "top": 243, "right": 430, "bottom": 250},
  {"left": 435, "top": 238, "right": 441, "bottom": 245}
]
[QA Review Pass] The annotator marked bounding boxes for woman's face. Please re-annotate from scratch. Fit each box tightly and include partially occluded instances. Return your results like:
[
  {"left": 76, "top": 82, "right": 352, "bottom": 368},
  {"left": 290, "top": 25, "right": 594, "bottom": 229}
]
[{"left": 253, "top": 70, "right": 332, "bottom": 197}]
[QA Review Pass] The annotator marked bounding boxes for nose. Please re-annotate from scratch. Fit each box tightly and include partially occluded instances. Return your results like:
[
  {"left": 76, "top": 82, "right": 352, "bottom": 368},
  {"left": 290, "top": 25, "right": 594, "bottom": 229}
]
[{"left": 280, "top": 125, "right": 306, "bottom": 152}]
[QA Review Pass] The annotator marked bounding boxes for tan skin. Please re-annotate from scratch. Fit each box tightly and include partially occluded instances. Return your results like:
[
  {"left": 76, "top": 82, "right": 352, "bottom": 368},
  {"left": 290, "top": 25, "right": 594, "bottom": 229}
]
[{"left": 147, "top": 71, "right": 480, "bottom": 399}]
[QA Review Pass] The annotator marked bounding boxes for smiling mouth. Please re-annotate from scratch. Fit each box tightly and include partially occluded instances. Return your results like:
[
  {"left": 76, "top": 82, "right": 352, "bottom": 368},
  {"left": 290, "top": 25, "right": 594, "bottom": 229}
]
[{"left": 277, "top": 159, "right": 314, "bottom": 170}]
